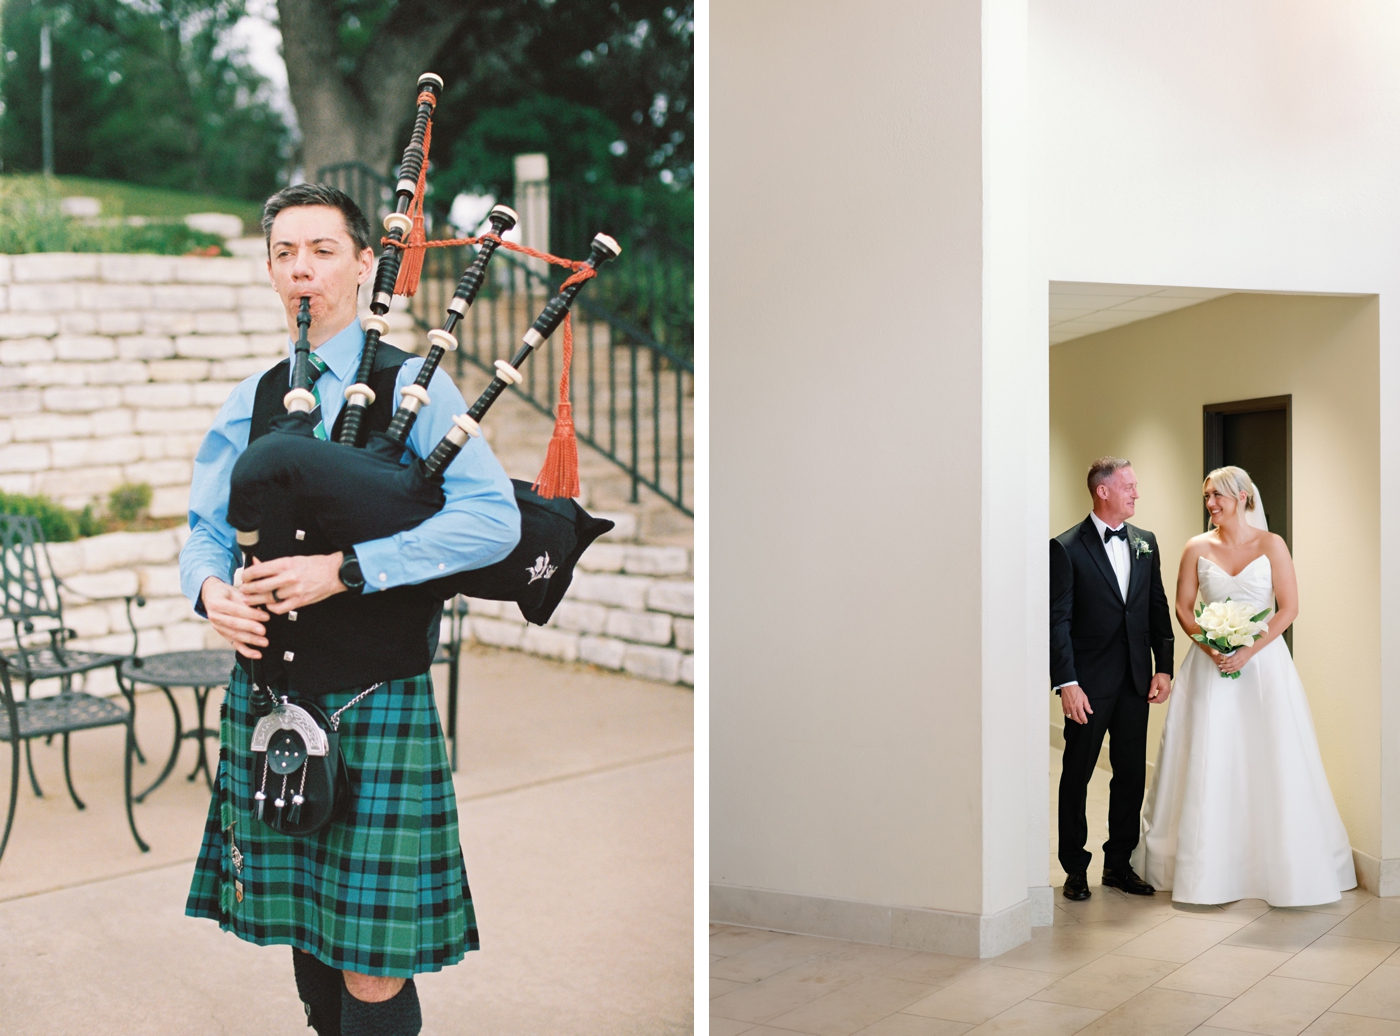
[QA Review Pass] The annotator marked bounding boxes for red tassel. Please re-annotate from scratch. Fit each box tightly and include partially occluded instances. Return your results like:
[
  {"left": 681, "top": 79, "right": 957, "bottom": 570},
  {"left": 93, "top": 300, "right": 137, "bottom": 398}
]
[
  {"left": 392, "top": 119, "right": 432, "bottom": 297},
  {"left": 533, "top": 313, "right": 581, "bottom": 499}
]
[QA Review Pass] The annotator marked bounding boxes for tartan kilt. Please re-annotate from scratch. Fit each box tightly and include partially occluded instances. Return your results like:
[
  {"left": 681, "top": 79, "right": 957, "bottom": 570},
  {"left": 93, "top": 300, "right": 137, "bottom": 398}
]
[{"left": 186, "top": 665, "right": 478, "bottom": 977}]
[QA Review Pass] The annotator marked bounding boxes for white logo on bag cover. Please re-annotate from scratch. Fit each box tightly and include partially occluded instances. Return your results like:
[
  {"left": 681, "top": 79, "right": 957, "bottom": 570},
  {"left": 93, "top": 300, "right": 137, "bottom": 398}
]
[{"left": 526, "top": 553, "right": 557, "bottom": 584}]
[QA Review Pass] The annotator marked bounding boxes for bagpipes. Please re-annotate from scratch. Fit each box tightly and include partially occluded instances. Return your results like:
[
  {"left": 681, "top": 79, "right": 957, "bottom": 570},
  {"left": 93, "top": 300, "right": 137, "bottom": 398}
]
[{"left": 227, "top": 72, "right": 619, "bottom": 697}]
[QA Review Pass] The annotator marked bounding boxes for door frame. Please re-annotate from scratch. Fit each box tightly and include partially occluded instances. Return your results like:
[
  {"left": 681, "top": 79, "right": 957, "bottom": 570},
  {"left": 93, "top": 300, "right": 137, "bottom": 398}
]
[{"left": 1202, "top": 394, "right": 1292, "bottom": 550}]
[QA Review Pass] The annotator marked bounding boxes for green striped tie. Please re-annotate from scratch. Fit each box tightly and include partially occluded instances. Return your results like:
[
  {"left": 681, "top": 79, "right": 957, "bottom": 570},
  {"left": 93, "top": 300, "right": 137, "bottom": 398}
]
[{"left": 307, "top": 353, "right": 330, "bottom": 440}]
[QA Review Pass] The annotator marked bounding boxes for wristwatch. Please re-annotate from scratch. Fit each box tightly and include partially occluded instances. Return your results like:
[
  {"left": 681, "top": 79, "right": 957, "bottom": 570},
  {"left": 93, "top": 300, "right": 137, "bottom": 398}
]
[{"left": 338, "top": 548, "right": 365, "bottom": 593}]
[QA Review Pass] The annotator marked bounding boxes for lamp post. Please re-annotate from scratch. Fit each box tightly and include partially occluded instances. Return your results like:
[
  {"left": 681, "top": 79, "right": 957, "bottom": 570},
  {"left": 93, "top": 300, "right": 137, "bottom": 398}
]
[{"left": 40, "top": 18, "right": 53, "bottom": 176}]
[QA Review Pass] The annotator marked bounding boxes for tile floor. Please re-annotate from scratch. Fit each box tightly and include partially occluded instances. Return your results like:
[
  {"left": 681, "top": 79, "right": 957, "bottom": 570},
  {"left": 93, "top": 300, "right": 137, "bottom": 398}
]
[{"left": 712, "top": 756, "right": 1400, "bottom": 1036}]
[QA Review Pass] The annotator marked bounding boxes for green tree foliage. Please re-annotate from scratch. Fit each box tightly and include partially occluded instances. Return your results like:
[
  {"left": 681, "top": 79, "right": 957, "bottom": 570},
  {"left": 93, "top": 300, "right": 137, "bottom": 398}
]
[{"left": 0, "top": 0, "right": 291, "bottom": 201}]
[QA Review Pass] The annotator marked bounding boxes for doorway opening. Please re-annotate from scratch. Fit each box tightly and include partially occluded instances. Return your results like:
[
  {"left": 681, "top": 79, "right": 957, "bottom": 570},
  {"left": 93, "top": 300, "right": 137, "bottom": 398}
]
[{"left": 1203, "top": 395, "right": 1291, "bottom": 550}]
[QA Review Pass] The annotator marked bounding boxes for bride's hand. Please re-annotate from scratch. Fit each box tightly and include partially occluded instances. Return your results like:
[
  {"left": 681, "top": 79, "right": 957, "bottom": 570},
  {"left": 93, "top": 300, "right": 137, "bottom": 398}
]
[{"left": 1217, "top": 645, "right": 1255, "bottom": 675}]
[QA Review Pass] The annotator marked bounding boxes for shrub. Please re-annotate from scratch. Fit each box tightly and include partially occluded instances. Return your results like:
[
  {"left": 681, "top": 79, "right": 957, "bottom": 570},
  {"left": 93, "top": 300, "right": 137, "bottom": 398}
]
[
  {"left": 108, "top": 482, "right": 153, "bottom": 523},
  {"left": 0, "top": 491, "right": 82, "bottom": 542},
  {"left": 0, "top": 177, "right": 227, "bottom": 255}
]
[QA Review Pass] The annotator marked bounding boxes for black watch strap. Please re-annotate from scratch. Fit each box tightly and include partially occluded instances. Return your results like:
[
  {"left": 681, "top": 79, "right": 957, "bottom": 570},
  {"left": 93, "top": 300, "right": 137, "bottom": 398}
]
[{"left": 339, "top": 549, "right": 365, "bottom": 593}]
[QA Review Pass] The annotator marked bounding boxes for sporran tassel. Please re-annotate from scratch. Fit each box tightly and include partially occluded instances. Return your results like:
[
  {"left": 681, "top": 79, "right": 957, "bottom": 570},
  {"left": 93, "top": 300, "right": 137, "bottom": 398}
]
[{"left": 533, "top": 313, "right": 581, "bottom": 499}]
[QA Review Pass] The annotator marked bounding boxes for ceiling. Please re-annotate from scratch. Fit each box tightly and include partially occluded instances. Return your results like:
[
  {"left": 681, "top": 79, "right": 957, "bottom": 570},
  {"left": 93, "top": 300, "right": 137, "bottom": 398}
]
[{"left": 1049, "top": 282, "right": 1234, "bottom": 345}]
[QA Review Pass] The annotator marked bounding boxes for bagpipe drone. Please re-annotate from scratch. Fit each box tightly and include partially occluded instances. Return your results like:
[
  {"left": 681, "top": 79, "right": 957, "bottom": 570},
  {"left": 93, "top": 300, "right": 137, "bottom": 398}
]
[{"left": 227, "top": 73, "right": 619, "bottom": 697}]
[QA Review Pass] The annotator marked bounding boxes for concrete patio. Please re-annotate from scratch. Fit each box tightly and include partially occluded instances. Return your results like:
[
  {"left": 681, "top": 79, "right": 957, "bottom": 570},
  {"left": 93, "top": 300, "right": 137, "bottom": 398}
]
[{"left": 0, "top": 644, "right": 694, "bottom": 1034}]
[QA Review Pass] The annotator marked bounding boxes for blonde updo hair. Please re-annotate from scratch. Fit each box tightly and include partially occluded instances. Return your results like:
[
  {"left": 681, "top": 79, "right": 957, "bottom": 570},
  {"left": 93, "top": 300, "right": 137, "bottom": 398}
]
[{"left": 1204, "top": 465, "right": 1257, "bottom": 512}]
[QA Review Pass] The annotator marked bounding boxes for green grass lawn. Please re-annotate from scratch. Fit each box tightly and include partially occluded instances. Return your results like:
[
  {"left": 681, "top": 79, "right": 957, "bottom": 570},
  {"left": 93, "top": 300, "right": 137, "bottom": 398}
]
[{"left": 5, "top": 174, "right": 263, "bottom": 229}]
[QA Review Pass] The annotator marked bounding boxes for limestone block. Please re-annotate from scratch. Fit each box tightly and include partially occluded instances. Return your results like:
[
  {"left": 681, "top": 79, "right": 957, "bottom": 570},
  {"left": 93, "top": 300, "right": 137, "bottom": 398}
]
[
  {"left": 9, "top": 283, "right": 81, "bottom": 312},
  {"left": 0, "top": 255, "right": 10, "bottom": 283},
  {"left": 239, "top": 308, "right": 285, "bottom": 332},
  {"left": 0, "top": 420, "right": 10, "bottom": 446},
  {"left": 647, "top": 581, "right": 694, "bottom": 616},
  {"left": 185, "top": 213, "right": 245, "bottom": 239},
  {"left": 463, "top": 597, "right": 503, "bottom": 618},
  {"left": 594, "top": 511, "right": 639, "bottom": 541},
  {"left": 100, "top": 254, "right": 174, "bottom": 283},
  {"left": 0, "top": 366, "right": 26, "bottom": 389},
  {"left": 0, "top": 313, "right": 59, "bottom": 338},
  {"left": 82, "top": 667, "right": 121, "bottom": 697},
  {"left": 174, "top": 523, "right": 192, "bottom": 548},
  {"left": 124, "top": 458, "right": 192, "bottom": 486},
  {"left": 175, "top": 334, "right": 250, "bottom": 359},
  {"left": 521, "top": 625, "right": 580, "bottom": 662},
  {"left": 674, "top": 618, "right": 694, "bottom": 652},
  {"left": 150, "top": 484, "right": 189, "bottom": 518},
  {"left": 44, "top": 386, "right": 122, "bottom": 412},
  {"left": 0, "top": 443, "right": 50, "bottom": 472},
  {"left": 195, "top": 310, "right": 241, "bottom": 334},
  {"left": 136, "top": 563, "right": 184, "bottom": 598},
  {"left": 13, "top": 412, "right": 94, "bottom": 440},
  {"left": 0, "top": 389, "right": 42, "bottom": 414},
  {"left": 471, "top": 617, "right": 525, "bottom": 649},
  {"left": 152, "top": 285, "right": 235, "bottom": 310},
  {"left": 85, "top": 361, "right": 149, "bottom": 386},
  {"left": 124, "top": 382, "right": 193, "bottom": 408},
  {"left": 579, "top": 635, "right": 627, "bottom": 670},
  {"left": 605, "top": 609, "right": 673, "bottom": 645},
  {"left": 141, "top": 433, "right": 202, "bottom": 460},
  {"left": 134, "top": 406, "right": 216, "bottom": 433},
  {"left": 175, "top": 257, "right": 257, "bottom": 284},
  {"left": 623, "top": 644, "right": 682, "bottom": 684},
  {"left": 494, "top": 600, "right": 526, "bottom": 624},
  {"left": 36, "top": 465, "right": 123, "bottom": 501},
  {"left": 26, "top": 362, "right": 88, "bottom": 387},
  {"left": 147, "top": 359, "right": 210, "bottom": 382},
  {"left": 142, "top": 312, "right": 196, "bottom": 335},
  {"left": 566, "top": 572, "right": 653, "bottom": 610},
  {"left": 0, "top": 339, "right": 56, "bottom": 364},
  {"left": 50, "top": 435, "right": 143, "bottom": 469},
  {"left": 202, "top": 626, "right": 225, "bottom": 650},
  {"left": 70, "top": 630, "right": 149, "bottom": 658},
  {"left": 211, "top": 357, "right": 274, "bottom": 380},
  {"left": 118, "top": 335, "right": 177, "bottom": 361},
  {"left": 82, "top": 530, "right": 181, "bottom": 569},
  {"left": 237, "top": 285, "right": 283, "bottom": 311},
  {"left": 91, "top": 408, "right": 135, "bottom": 435},
  {"left": 547, "top": 600, "right": 608, "bottom": 634},
  {"left": 119, "top": 594, "right": 188, "bottom": 630},
  {"left": 0, "top": 474, "right": 35, "bottom": 494},
  {"left": 62, "top": 569, "right": 140, "bottom": 601},
  {"left": 58, "top": 311, "right": 99, "bottom": 334},
  {"left": 64, "top": 603, "right": 111, "bottom": 639},
  {"left": 246, "top": 333, "right": 287, "bottom": 356},
  {"left": 98, "top": 311, "right": 143, "bottom": 335},
  {"left": 576, "top": 543, "right": 625, "bottom": 573},
  {"left": 43, "top": 543, "right": 84, "bottom": 580},
  {"left": 12, "top": 253, "right": 99, "bottom": 282},
  {"left": 79, "top": 284, "right": 152, "bottom": 311},
  {"left": 52, "top": 337, "right": 115, "bottom": 361},
  {"left": 164, "top": 621, "right": 208, "bottom": 651},
  {"left": 623, "top": 545, "right": 690, "bottom": 576},
  {"left": 680, "top": 654, "right": 694, "bottom": 686},
  {"left": 194, "top": 381, "right": 238, "bottom": 407}
]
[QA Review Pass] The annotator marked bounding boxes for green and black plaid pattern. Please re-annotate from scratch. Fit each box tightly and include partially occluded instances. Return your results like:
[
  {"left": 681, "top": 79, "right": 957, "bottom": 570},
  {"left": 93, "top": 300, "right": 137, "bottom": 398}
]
[
  {"left": 307, "top": 352, "right": 330, "bottom": 440},
  {"left": 186, "top": 666, "right": 478, "bottom": 976}
]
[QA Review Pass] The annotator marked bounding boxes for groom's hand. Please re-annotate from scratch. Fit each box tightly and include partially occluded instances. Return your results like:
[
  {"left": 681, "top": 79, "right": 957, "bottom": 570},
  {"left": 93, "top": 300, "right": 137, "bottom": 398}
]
[
  {"left": 1148, "top": 673, "right": 1172, "bottom": 704},
  {"left": 1061, "top": 684, "right": 1092, "bottom": 725}
]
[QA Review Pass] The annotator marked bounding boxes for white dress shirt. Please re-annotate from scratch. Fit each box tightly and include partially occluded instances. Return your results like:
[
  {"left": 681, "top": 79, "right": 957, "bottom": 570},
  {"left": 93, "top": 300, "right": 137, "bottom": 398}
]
[{"left": 1089, "top": 511, "right": 1131, "bottom": 602}]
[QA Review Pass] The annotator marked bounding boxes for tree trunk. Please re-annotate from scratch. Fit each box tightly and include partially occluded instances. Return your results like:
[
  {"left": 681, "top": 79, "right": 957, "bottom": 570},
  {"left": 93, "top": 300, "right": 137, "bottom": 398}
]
[{"left": 277, "top": 0, "right": 468, "bottom": 181}]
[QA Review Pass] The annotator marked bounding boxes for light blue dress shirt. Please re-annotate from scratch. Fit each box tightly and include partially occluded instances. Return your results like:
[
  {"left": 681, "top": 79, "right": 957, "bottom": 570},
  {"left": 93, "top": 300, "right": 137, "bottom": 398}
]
[{"left": 179, "top": 318, "right": 521, "bottom": 612}]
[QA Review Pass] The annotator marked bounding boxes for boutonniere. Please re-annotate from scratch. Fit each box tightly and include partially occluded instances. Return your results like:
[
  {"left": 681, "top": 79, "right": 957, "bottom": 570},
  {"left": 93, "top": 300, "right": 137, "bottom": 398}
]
[{"left": 1132, "top": 538, "right": 1152, "bottom": 560}]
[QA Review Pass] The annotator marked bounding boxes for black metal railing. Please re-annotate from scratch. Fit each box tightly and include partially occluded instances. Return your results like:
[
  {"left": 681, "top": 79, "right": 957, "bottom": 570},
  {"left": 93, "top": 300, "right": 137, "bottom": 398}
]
[
  {"left": 406, "top": 243, "right": 693, "bottom": 516},
  {"left": 318, "top": 162, "right": 393, "bottom": 226}
]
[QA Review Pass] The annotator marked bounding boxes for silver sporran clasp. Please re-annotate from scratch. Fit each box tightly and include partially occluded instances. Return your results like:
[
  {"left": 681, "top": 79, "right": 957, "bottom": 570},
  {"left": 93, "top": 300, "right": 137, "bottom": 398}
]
[{"left": 250, "top": 700, "right": 330, "bottom": 757}]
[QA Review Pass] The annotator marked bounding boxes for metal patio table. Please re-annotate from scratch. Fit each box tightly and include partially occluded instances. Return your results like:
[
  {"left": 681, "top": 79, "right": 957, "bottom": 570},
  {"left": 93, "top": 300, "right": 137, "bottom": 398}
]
[{"left": 120, "top": 649, "right": 236, "bottom": 800}]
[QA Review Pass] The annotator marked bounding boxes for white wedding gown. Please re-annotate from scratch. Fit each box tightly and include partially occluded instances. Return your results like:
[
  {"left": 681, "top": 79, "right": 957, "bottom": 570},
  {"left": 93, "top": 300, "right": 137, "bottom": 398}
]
[{"left": 1135, "top": 555, "right": 1356, "bottom": 906}]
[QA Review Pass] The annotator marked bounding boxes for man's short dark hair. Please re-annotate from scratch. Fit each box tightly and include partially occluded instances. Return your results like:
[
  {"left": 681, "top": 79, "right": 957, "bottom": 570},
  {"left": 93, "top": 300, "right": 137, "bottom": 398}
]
[
  {"left": 261, "top": 183, "right": 372, "bottom": 253},
  {"left": 1087, "top": 456, "right": 1132, "bottom": 496}
]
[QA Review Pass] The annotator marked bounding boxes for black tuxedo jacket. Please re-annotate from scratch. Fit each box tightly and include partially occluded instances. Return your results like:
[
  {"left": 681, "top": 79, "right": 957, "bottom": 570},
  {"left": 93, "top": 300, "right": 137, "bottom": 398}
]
[{"left": 1050, "top": 516, "right": 1174, "bottom": 697}]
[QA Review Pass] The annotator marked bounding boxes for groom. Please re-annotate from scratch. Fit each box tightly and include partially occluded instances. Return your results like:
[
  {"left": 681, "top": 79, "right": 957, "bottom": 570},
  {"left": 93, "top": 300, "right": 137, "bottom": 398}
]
[{"left": 1051, "top": 456, "right": 1174, "bottom": 901}]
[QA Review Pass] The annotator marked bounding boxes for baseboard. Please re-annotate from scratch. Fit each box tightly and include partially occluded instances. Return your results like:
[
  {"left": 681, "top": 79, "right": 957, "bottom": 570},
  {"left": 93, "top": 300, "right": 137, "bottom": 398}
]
[
  {"left": 1028, "top": 885, "right": 1055, "bottom": 927},
  {"left": 1351, "top": 847, "right": 1400, "bottom": 897},
  {"left": 710, "top": 883, "right": 1033, "bottom": 958}
]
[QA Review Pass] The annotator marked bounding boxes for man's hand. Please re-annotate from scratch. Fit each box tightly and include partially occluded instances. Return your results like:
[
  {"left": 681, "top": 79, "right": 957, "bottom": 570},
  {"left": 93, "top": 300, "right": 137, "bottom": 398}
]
[
  {"left": 1148, "top": 672, "right": 1172, "bottom": 704},
  {"left": 201, "top": 576, "right": 269, "bottom": 659},
  {"left": 1060, "top": 683, "right": 1093, "bottom": 725},
  {"left": 240, "top": 552, "right": 347, "bottom": 614}
]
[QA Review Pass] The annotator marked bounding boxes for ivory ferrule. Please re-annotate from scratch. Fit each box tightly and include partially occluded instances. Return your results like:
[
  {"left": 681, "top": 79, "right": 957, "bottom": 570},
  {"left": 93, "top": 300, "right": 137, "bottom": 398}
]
[
  {"left": 400, "top": 384, "right": 430, "bottom": 412},
  {"left": 494, "top": 359, "right": 523, "bottom": 385},
  {"left": 383, "top": 212, "right": 413, "bottom": 235},
  {"left": 427, "top": 328, "right": 456, "bottom": 352},
  {"left": 594, "top": 232, "right": 622, "bottom": 258},
  {"left": 418, "top": 72, "right": 444, "bottom": 90},
  {"left": 343, "top": 383, "right": 376, "bottom": 406},
  {"left": 447, "top": 414, "right": 481, "bottom": 444},
  {"left": 236, "top": 530, "right": 259, "bottom": 547},
  {"left": 523, "top": 328, "right": 545, "bottom": 349},
  {"left": 283, "top": 388, "right": 316, "bottom": 413},
  {"left": 361, "top": 315, "right": 389, "bottom": 336}
]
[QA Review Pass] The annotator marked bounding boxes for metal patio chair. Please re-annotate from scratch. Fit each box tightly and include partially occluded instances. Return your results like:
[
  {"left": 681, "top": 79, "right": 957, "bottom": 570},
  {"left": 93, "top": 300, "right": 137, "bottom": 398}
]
[
  {"left": 0, "top": 514, "right": 148, "bottom": 865},
  {"left": 432, "top": 597, "right": 468, "bottom": 771}
]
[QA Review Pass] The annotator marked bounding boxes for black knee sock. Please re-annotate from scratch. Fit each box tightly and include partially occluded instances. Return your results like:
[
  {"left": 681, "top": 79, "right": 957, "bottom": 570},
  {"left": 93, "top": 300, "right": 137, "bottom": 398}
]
[
  {"left": 292, "top": 949, "right": 344, "bottom": 1036},
  {"left": 341, "top": 978, "right": 421, "bottom": 1036}
]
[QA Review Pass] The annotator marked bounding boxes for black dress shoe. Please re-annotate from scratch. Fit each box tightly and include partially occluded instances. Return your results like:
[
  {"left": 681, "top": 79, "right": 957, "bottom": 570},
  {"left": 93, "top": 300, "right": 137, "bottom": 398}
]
[
  {"left": 1102, "top": 865, "right": 1155, "bottom": 896},
  {"left": 1062, "top": 872, "right": 1090, "bottom": 900}
]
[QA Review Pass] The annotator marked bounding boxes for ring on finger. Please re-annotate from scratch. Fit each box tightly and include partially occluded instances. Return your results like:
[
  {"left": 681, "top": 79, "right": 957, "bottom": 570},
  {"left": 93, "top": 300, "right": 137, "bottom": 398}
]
[{"left": 271, "top": 588, "right": 280, "bottom": 602}]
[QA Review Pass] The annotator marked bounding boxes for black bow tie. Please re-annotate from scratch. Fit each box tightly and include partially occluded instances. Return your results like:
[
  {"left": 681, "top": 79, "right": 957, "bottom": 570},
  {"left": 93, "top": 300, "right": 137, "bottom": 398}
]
[{"left": 1103, "top": 526, "right": 1128, "bottom": 543}]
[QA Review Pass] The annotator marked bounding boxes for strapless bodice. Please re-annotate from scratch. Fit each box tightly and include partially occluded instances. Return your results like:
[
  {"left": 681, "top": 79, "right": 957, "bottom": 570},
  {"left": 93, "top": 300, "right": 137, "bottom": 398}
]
[{"left": 1197, "top": 554, "right": 1273, "bottom": 611}]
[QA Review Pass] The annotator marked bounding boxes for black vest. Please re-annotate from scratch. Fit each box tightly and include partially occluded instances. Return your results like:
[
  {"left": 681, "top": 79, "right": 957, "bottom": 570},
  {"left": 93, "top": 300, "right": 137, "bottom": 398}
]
[{"left": 238, "top": 343, "right": 442, "bottom": 695}]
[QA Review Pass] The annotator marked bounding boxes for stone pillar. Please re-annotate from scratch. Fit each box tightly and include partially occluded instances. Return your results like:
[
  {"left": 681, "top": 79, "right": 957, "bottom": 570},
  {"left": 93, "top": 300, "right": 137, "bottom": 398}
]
[{"left": 513, "top": 153, "right": 550, "bottom": 288}]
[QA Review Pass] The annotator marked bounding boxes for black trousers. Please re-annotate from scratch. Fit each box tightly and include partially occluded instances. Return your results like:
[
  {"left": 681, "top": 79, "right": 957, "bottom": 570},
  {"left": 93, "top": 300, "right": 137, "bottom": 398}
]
[{"left": 1057, "top": 674, "right": 1149, "bottom": 876}]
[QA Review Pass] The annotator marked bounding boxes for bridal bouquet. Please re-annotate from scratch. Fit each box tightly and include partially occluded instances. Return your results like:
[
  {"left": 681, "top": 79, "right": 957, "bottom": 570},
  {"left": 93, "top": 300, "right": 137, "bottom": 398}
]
[{"left": 1193, "top": 598, "right": 1271, "bottom": 679}]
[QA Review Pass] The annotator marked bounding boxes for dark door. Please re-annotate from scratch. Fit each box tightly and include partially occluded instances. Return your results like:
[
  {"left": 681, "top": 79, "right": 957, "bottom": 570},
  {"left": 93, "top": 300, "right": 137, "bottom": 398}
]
[{"left": 1203, "top": 396, "right": 1291, "bottom": 549}]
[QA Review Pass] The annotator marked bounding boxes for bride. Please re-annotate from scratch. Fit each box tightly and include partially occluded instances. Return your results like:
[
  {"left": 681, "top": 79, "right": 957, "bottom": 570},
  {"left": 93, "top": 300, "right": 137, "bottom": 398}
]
[{"left": 1136, "top": 466, "right": 1355, "bottom": 905}]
